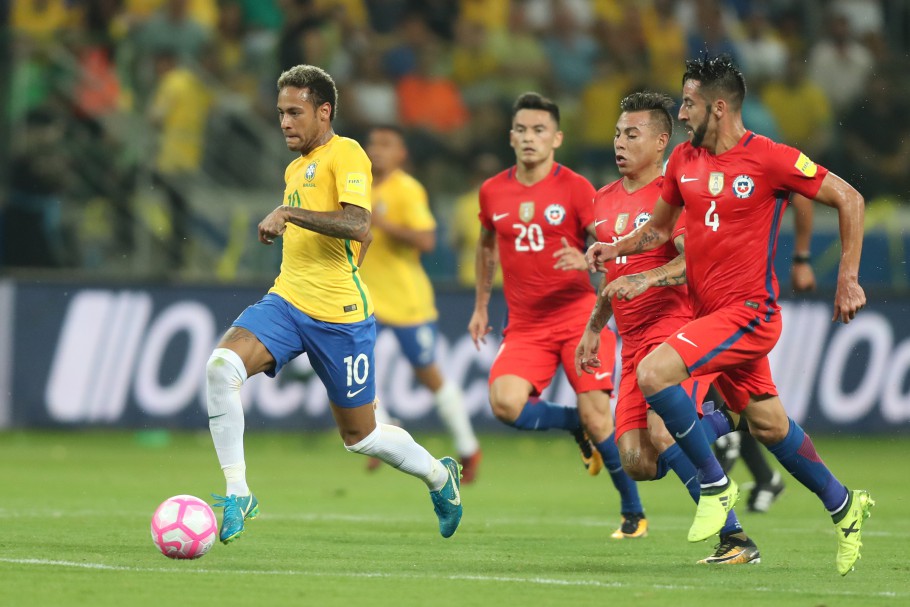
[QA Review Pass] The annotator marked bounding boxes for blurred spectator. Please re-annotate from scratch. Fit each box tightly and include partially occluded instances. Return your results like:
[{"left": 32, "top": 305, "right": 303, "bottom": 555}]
[
  {"left": 541, "top": 2, "right": 599, "bottom": 95},
  {"left": 525, "top": 0, "right": 593, "bottom": 35},
  {"left": 808, "top": 11, "right": 874, "bottom": 114},
  {"left": 736, "top": 8, "right": 788, "bottom": 82},
  {"left": 488, "top": 3, "right": 550, "bottom": 101},
  {"left": 12, "top": 0, "right": 77, "bottom": 42},
  {"left": 640, "top": 0, "right": 687, "bottom": 94},
  {"left": 451, "top": 17, "right": 500, "bottom": 106},
  {"left": 147, "top": 51, "right": 213, "bottom": 270},
  {"left": 830, "top": 0, "right": 883, "bottom": 39},
  {"left": 396, "top": 45, "right": 469, "bottom": 135},
  {"left": 578, "top": 54, "right": 633, "bottom": 183},
  {"left": 341, "top": 50, "right": 399, "bottom": 140},
  {"left": 276, "top": 0, "right": 326, "bottom": 71},
  {"left": 761, "top": 54, "right": 832, "bottom": 159},
  {"left": 2, "top": 107, "right": 74, "bottom": 267},
  {"left": 740, "top": 91, "right": 779, "bottom": 140},
  {"left": 686, "top": 0, "right": 740, "bottom": 63},
  {"left": 449, "top": 153, "right": 504, "bottom": 289},
  {"left": 839, "top": 70, "right": 910, "bottom": 201},
  {"left": 381, "top": 10, "right": 437, "bottom": 80},
  {"left": 460, "top": 0, "right": 509, "bottom": 32}
]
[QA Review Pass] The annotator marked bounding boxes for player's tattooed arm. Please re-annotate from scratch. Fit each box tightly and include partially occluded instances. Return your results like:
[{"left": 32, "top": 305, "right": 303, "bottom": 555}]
[
  {"left": 587, "top": 275, "right": 614, "bottom": 333},
  {"left": 575, "top": 275, "right": 613, "bottom": 376},
  {"left": 259, "top": 203, "right": 371, "bottom": 244}
]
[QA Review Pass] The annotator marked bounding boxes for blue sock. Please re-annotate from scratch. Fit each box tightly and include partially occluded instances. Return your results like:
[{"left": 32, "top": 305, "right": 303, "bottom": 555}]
[
  {"left": 511, "top": 397, "right": 580, "bottom": 431},
  {"left": 701, "top": 409, "right": 734, "bottom": 444},
  {"left": 657, "top": 443, "right": 699, "bottom": 501},
  {"left": 596, "top": 434, "right": 643, "bottom": 514},
  {"left": 646, "top": 385, "right": 726, "bottom": 488},
  {"left": 658, "top": 444, "right": 742, "bottom": 536},
  {"left": 767, "top": 418, "right": 848, "bottom": 514}
]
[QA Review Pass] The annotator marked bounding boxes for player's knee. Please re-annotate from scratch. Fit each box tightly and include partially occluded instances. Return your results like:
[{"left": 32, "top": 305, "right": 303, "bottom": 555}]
[
  {"left": 620, "top": 449, "right": 656, "bottom": 481},
  {"left": 206, "top": 348, "right": 247, "bottom": 392},
  {"left": 636, "top": 359, "right": 667, "bottom": 395},
  {"left": 488, "top": 388, "right": 525, "bottom": 424},
  {"left": 748, "top": 423, "right": 786, "bottom": 445}
]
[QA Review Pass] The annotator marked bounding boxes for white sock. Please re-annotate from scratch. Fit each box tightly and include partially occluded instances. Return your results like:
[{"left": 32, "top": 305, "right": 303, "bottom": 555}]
[
  {"left": 434, "top": 381, "right": 479, "bottom": 457},
  {"left": 207, "top": 348, "right": 250, "bottom": 496},
  {"left": 345, "top": 424, "right": 448, "bottom": 491}
]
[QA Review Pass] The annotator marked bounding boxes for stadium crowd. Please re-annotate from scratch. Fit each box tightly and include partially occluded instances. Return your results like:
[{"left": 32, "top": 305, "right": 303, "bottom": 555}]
[{"left": 2, "top": 0, "right": 906, "bottom": 281}]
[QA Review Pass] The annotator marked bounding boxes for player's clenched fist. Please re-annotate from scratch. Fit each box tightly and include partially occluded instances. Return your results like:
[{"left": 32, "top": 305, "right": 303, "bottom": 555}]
[
  {"left": 585, "top": 241, "right": 618, "bottom": 273},
  {"left": 258, "top": 206, "right": 290, "bottom": 244}
]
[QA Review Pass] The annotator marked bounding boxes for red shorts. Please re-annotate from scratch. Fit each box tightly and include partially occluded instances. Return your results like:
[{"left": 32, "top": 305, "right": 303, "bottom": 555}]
[
  {"left": 614, "top": 341, "right": 714, "bottom": 440},
  {"left": 490, "top": 312, "right": 616, "bottom": 396},
  {"left": 666, "top": 305, "right": 780, "bottom": 413}
]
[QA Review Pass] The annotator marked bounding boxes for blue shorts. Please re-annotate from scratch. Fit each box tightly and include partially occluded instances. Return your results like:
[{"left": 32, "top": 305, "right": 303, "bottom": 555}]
[
  {"left": 233, "top": 293, "right": 376, "bottom": 407},
  {"left": 377, "top": 321, "right": 437, "bottom": 368}
]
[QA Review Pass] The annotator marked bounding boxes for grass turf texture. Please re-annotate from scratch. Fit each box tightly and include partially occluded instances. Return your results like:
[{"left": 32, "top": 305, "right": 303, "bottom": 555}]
[{"left": 1, "top": 431, "right": 906, "bottom": 607}]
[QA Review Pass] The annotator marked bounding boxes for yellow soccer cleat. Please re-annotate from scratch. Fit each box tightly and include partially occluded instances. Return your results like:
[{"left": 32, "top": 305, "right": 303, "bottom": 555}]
[
  {"left": 688, "top": 480, "right": 739, "bottom": 542},
  {"left": 835, "top": 489, "right": 875, "bottom": 576},
  {"left": 572, "top": 429, "right": 603, "bottom": 476},
  {"left": 610, "top": 513, "right": 648, "bottom": 539}
]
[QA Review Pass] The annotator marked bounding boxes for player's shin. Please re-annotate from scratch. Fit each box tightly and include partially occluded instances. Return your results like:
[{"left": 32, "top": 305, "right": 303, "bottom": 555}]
[
  {"left": 645, "top": 385, "right": 727, "bottom": 488},
  {"left": 657, "top": 443, "right": 700, "bottom": 502},
  {"left": 512, "top": 396, "right": 581, "bottom": 431},
  {"left": 345, "top": 423, "right": 448, "bottom": 490},
  {"left": 596, "top": 434, "right": 643, "bottom": 514},
  {"left": 206, "top": 348, "right": 249, "bottom": 496},
  {"left": 435, "top": 381, "right": 480, "bottom": 456},
  {"left": 766, "top": 418, "right": 848, "bottom": 514}
]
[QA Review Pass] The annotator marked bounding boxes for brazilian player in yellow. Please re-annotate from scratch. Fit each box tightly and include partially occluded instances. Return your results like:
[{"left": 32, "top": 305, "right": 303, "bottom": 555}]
[
  {"left": 360, "top": 125, "right": 482, "bottom": 482},
  {"left": 205, "top": 65, "right": 463, "bottom": 544}
]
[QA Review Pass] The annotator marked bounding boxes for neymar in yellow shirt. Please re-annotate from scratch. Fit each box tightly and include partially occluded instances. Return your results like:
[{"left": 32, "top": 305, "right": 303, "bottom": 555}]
[
  {"left": 360, "top": 126, "right": 482, "bottom": 482},
  {"left": 205, "top": 65, "right": 463, "bottom": 544}
]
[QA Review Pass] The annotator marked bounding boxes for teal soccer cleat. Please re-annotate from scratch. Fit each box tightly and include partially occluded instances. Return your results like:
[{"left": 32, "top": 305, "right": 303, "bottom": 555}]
[
  {"left": 212, "top": 493, "right": 260, "bottom": 544},
  {"left": 430, "top": 457, "right": 463, "bottom": 538}
]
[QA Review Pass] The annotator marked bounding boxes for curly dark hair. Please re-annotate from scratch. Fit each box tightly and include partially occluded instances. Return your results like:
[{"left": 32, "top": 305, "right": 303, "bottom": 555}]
[
  {"left": 277, "top": 64, "right": 338, "bottom": 121},
  {"left": 682, "top": 55, "right": 746, "bottom": 110},
  {"left": 620, "top": 91, "right": 676, "bottom": 137}
]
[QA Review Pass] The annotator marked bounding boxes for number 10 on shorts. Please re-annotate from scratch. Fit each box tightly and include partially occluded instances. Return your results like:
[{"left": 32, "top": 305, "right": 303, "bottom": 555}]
[{"left": 344, "top": 354, "right": 369, "bottom": 386}]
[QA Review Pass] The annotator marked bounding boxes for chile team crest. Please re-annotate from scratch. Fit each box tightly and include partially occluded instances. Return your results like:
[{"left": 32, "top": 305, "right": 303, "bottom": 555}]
[
  {"left": 732, "top": 174, "right": 755, "bottom": 198},
  {"left": 544, "top": 203, "right": 566, "bottom": 225},
  {"left": 634, "top": 212, "right": 651, "bottom": 228}
]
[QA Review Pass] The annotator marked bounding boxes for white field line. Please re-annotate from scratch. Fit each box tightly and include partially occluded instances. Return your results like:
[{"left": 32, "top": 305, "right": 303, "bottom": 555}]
[
  {"left": 0, "top": 558, "right": 903, "bottom": 599},
  {"left": 0, "top": 508, "right": 903, "bottom": 538}
]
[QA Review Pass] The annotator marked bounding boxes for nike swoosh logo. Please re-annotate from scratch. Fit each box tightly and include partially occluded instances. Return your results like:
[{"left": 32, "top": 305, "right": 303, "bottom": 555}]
[
  {"left": 448, "top": 469, "right": 461, "bottom": 506},
  {"left": 675, "top": 420, "right": 697, "bottom": 439},
  {"left": 594, "top": 219, "right": 609, "bottom": 227},
  {"left": 208, "top": 413, "right": 226, "bottom": 420},
  {"left": 594, "top": 371, "right": 611, "bottom": 380},
  {"left": 347, "top": 386, "right": 367, "bottom": 398},
  {"left": 677, "top": 332, "right": 698, "bottom": 347},
  {"left": 492, "top": 213, "right": 509, "bottom": 221},
  {"left": 680, "top": 175, "right": 698, "bottom": 183}
]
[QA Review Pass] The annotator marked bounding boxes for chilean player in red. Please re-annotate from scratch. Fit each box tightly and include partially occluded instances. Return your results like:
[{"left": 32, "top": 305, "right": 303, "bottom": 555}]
[
  {"left": 566, "top": 91, "right": 760, "bottom": 564},
  {"left": 586, "top": 56, "right": 873, "bottom": 576},
  {"left": 469, "top": 92, "right": 646, "bottom": 538}
]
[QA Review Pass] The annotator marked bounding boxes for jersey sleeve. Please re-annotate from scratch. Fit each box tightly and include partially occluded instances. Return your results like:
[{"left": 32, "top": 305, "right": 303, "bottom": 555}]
[
  {"left": 765, "top": 140, "right": 829, "bottom": 199},
  {"left": 478, "top": 179, "right": 494, "bottom": 231},
  {"left": 402, "top": 179, "right": 436, "bottom": 230},
  {"left": 334, "top": 140, "right": 372, "bottom": 210},
  {"left": 661, "top": 145, "right": 685, "bottom": 207}
]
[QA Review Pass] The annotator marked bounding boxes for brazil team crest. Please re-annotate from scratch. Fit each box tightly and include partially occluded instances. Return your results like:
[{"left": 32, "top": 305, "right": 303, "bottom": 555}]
[
  {"left": 544, "top": 203, "right": 566, "bottom": 225},
  {"left": 732, "top": 174, "right": 755, "bottom": 198},
  {"left": 519, "top": 201, "right": 535, "bottom": 223},
  {"left": 305, "top": 161, "right": 318, "bottom": 182},
  {"left": 615, "top": 213, "right": 629, "bottom": 234},
  {"left": 634, "top": 212, "right": 651, "bottom": 228},
  {"left": 708, "top": 172, "right": 724, "bottom": 196}
]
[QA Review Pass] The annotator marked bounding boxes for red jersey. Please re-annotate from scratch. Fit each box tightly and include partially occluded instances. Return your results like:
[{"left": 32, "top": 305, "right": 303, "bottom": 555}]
[
  {"left": 594, "top": 177, "right": 690, "bottom": 355},
  {"left": 479, "top": 163, "right": 597, "bottom": 325},
  {"left": 662, "top": 132, "right": 827, "bottom": 317}
]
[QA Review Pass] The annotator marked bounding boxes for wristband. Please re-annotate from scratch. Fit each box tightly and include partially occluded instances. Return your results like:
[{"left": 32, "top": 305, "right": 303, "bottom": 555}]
[{"left": 792, "top": 253, "right": 811, "bottom": 264}]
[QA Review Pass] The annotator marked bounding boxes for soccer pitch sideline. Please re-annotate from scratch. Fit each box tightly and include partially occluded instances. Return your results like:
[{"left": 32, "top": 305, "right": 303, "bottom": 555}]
[{"left": 1, "top": 431, "right": 906, "bottom": 607}]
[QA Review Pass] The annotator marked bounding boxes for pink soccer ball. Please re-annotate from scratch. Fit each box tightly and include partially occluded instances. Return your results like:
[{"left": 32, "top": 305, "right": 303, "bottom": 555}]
[{"left": 150, "top": 495, "right": 218, "bottom": 559}]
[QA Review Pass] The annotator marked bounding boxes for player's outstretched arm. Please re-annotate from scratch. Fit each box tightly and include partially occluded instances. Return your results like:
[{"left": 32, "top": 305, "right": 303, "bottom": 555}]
[
  {"left": 575, "top": 275, "right": 614, "bottom": 376},
  {"left": 811, "top": 172, "right": 866, "bottom": 323},
  {"left": 789, "top": 194, "right": 817, "bottom": 292},
  {"left": 258, "top": 202, "right": 371, "bottom": 245},
  {"left": 469, "top": 226, "right": 497, "bottom": 350},
  {"left": 585, "top": 199, "right": 680, "bottom": 272}
]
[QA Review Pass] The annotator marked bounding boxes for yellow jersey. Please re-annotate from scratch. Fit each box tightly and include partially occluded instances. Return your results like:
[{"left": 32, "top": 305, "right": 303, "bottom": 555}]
[
  {"left": 269, "top": 135, "right": 374, "bottom": 323},
  {"left": 359, "top": 169, "right": 438, "bottom": 326}
]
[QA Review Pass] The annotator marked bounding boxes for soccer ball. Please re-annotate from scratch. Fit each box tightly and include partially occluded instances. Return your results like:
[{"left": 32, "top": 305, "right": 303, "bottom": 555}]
[{"left": 150, "top": 495, "right": 218, "bottom": 559}]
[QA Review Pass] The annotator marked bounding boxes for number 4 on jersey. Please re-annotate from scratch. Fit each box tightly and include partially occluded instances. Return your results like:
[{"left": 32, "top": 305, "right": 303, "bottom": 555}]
[{"left": 705, "top": 200, "right": 720, "bottom": 232}]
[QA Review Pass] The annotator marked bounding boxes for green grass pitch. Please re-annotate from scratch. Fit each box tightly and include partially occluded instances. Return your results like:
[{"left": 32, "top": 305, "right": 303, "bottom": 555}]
[{"left": 1, "top": 430, "right": 906, "bottom": 607}]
